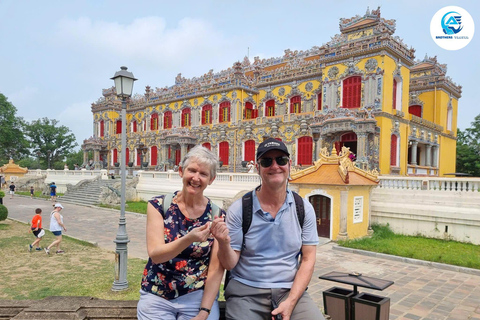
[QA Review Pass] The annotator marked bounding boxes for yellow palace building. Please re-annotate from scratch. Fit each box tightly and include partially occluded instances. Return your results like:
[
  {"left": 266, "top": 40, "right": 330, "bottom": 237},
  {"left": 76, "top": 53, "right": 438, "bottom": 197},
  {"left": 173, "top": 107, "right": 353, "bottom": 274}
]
[{"left": 85, "top": 8, "right": 461, "bottom": 176}]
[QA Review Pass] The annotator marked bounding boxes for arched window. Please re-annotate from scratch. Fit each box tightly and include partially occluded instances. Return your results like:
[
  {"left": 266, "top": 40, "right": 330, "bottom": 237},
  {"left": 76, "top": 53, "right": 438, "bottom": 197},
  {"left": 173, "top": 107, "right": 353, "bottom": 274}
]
[
  {"left": 342, "top": 76, "right": 361, "bottom": 108},
  {"left": 150, "top": 113, "right": 159, "bottom": 131},
  {"left": 202, "top": 104, "right": 212, "bottom": 125},
  {"left": 113, "top": 148, "right": 118, "bottom": 164},
  {"left": 409, "top": 105, "right": 422, "bottom": 118},
  {"left": 392, "top": 79, "right": 397, "bottom": 110},
  {"left": 298, "top": 136, "right": 313, "bottom": 166},
  {"left": 447, "top": 106, "right": 453, "bottom": 131},
  {"left": 132, "top": 120, "right": 137, "bottom": 133},
  {"left": 390, "top": 134, "right": 399, "bottom": 166},
  {"left": 219, "top": 101, "right": 230, "bottom": 123},
  {"left": 244, "top": 140, "right": 255, "bottom": 162},
  {"left": 290, "top": 96, "right": 302, "bottom": 114},
  {"left": 151, "top": 146, "right": 158, "bottom": 166},
  {"left": 244, "top": 102, "right": 257, "bottom": 119},
  {"left": 100, "top": 120, "right": 104, "bottom": 137},
  {"left": 265, "top": 99, "right": 275, "bottom": 117},
  {"left": 181, "top": 108, "right": 191, "bottom": 127},
  {"left": 164, "top": 111, "right": 172, "bottom": 129},
  {"left": 116, "top": 120, "right": 122, "bottom": 134},
  {"left": 202, "top": 142, "right": 211, "bottom": 150},
  {"left": 219, "top": 141, "right": 229, "bottom": 165}
]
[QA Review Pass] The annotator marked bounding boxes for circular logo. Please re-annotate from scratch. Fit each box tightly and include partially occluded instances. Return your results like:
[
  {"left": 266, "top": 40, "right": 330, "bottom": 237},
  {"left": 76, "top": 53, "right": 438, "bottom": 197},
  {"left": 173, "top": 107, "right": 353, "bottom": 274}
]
[{"left": 430, "top": 6, "right": 474, "bottom": 50}]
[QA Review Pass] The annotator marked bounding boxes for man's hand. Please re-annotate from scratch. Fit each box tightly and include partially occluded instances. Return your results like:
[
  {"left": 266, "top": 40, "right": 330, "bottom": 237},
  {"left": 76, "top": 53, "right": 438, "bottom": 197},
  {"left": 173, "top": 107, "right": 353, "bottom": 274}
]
[
  {"left": 187, "top": 223, "right": 211, "bottom": 243},
  {"left": 210, "top": 216, "right": 230, "bottom": 244},
  {"left": 271, "top": 298, "right": 296, "bottom": 320}
]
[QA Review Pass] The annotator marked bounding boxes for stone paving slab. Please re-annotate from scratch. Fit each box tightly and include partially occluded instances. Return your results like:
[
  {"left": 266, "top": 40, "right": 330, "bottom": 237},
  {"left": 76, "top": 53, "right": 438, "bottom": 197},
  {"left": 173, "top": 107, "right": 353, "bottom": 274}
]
[{"left": 4, "top": 195, "right": 480, "bottom": 320}]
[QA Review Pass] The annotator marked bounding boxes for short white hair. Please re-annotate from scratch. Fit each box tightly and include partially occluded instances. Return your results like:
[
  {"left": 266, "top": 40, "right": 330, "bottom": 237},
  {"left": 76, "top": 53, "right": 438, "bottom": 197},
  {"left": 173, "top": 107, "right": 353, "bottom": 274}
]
[{"left": 179, "top": 145, "right": 218, "bottom": 178}]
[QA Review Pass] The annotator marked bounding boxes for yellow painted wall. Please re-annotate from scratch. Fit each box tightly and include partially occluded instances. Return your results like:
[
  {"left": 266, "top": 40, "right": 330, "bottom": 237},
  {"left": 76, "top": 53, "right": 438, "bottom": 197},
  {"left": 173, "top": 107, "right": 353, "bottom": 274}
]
[
  {"left": 295, "top": 185, "right": 373, "bottom": 241},
  {"left": 439, "top": 135, "right": 457, "bottom": 175}
]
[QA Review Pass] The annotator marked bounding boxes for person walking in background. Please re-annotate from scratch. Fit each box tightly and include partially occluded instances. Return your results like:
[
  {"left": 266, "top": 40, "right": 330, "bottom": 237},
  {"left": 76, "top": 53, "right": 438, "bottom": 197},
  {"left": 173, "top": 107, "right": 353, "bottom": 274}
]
[
  {"left": 50, "top": 182, "right": 57, "bottom": 202},
  {"left": 29, "top": 208, "right": 45, "bottom": 251},
  {"left": 212, "top": 138, "right": 323, "bottom": 320},
  {"left": 45, "top": 203, "right": 66, "bottom": 255},
  {"left": 9, "top": 182, "right": 15, "bottom": 199},
  {"left": 137, "top": 146, "right": 226, "bottom": 320},
  {"left": 30, "top": 186, "right": 34, "bottom": 199}
]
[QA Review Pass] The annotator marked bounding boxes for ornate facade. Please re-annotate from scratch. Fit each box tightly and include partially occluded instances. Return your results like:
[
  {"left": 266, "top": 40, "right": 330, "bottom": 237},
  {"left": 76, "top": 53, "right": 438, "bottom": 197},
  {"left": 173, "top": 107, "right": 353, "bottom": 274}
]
[{"left": 85, "top": 8, "right": 461, "bottom": 176}]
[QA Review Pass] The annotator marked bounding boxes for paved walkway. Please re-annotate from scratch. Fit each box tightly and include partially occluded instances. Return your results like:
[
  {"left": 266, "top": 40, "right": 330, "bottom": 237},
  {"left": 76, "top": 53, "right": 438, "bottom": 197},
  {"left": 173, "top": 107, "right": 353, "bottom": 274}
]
[{"left": 4, "top": 195, "right": 480, "bottom": 320}]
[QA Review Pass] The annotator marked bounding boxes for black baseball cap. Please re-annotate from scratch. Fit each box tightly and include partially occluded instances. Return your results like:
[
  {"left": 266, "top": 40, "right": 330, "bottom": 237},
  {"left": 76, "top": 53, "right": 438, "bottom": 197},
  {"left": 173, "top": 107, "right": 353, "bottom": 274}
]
[{"left": 256, "top": 138, "right": 290, "bottom": 160}]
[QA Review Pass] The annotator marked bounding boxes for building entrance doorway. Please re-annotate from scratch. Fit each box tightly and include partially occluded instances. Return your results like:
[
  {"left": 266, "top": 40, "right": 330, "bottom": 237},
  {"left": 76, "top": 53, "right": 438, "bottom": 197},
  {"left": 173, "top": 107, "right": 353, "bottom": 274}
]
[
  {"left": 309, "top": 195, "right": 331, "bottom": 238},
  {"left": 334, "top": 132, "right": 357, "bottom": 156}
]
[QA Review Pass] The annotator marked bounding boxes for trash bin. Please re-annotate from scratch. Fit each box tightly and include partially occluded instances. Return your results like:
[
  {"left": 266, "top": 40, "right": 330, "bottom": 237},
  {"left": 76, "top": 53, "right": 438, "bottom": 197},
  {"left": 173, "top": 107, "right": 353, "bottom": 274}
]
[
  {"left": 323, "top": 286, "right": 355, "bottom": 320},
  {"left": 352, "top": 292, "right": 390, "bottom": 320}
]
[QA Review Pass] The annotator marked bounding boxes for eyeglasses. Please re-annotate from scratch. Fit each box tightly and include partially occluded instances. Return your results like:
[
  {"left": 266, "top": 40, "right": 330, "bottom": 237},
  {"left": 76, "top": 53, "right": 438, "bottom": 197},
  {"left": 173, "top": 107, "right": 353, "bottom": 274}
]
[{"left": 258, "top": 156, "right": 290, "bottom": 168}]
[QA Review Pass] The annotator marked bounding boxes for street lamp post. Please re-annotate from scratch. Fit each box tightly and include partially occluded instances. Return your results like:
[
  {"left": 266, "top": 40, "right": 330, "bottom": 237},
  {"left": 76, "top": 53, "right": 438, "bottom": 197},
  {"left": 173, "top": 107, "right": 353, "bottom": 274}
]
[{"left": 111, "top": 66, "right": 137, "bottom": 291}]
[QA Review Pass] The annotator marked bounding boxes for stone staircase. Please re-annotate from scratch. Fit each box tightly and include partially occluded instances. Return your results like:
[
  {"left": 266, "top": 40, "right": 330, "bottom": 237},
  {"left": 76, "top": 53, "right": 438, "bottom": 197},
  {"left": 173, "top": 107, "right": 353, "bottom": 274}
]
[{"left": 58, "top": 179, "right": 118, "bottom": 206}]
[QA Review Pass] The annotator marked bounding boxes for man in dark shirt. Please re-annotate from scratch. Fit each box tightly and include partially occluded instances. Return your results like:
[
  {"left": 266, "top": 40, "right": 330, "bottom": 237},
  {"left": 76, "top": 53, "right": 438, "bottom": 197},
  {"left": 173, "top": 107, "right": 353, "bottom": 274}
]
[{"left": 9, "top": 182, "right": 15, "bottom": 199}]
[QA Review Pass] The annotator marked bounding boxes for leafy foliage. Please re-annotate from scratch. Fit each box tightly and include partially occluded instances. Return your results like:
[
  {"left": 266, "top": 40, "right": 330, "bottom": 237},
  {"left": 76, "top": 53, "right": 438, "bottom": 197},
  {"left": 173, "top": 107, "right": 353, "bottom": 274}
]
[
  {"left": 0, "top": 94, "right": 29, "bottom": 164},
  {"left": 457, "top": 115, "right": 480, "bottom": 177},
  {"left": 23, "top": 118, "right": 78, "bottom": 169},
  {"left": 0, "top": 204, "right": 8, "bottom": 221}
]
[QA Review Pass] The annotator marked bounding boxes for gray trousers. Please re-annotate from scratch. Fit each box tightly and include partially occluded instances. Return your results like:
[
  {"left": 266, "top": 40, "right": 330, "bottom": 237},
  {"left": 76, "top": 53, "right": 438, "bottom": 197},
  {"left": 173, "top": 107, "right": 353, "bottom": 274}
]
[{"left": 224, "top": 279, "right": 324, "bottom": 320}]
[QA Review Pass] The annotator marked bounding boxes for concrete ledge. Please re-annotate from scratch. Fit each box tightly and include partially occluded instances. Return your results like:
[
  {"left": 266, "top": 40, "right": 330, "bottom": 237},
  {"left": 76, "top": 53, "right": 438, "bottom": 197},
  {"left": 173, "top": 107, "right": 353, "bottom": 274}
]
[
  {"left": 332, "top": 244, "right": 480, "bottom": 276},
  {"left": 0, "top": 296, "right": 138, "bottom": 320}
]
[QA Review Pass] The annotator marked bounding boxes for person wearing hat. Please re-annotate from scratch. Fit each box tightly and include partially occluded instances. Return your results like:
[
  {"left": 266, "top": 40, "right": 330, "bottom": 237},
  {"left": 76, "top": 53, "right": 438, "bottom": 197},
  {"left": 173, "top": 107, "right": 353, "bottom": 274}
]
[
  {"left": 45, "top": 203, "right": 67, "bottom": 254},
  {"left": 211, "top": 138, "right": 323, "bottom": 320}
]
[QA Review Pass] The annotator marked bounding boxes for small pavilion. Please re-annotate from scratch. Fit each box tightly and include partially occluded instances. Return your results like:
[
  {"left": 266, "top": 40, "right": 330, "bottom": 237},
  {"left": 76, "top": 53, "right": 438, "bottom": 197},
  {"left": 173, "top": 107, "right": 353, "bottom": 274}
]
[
  {"left": 0, "top": 159, "right": 28, "bottom": 183},
  {"left": 289, "top": 147, "right": 379, "bottom": 240}
]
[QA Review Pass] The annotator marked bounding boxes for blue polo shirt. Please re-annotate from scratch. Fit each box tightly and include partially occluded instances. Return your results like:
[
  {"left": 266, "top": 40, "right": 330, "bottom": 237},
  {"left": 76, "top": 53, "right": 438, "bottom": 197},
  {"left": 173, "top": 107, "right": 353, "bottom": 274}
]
[{"left": 226, "top": 189, "right": 319, "bottom": 289}]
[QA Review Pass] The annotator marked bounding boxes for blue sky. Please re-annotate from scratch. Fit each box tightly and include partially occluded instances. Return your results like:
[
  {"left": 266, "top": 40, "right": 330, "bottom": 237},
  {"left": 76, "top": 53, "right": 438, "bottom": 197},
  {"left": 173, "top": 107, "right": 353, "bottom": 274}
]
[{"left": 0, "top": 0, "right": 478, "bottom": 148}]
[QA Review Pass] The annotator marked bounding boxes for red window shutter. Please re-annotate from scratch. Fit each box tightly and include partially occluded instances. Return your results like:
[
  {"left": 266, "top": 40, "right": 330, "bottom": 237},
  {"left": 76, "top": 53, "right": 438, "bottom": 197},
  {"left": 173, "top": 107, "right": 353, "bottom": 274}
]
[
  {"left": 175, "top": 149, "right": 181, "bottom": 165},
  {"left": 253, "top": 109, "right": 258, "bottom": 118},
  {"left": 151, "top": 146, "right": 157, "bottom": 166},
  {"left": 290, "top": 96, "right": 301, "bottom": 113},
  {"left": 219, "top": 141, "right": 229, "bottom": 165},
  {"left": 244, "top": 140, "right": 255, "bottom": 161},
  {"left": 202, "top": 108, "right": 206, "bottom": 124},
  {"left": 113, "top": 149, "right": 117, "bottom": 163},
  {"left": 343, "top": 76, "right": 361, "bottom": 108},
  {"left": 125, "top": 148, "right": 129, "bottom": 164},
  {"left": 202, "top": 142, "right": 211, "bottom": 150},
  {"left": 100, "top": 121, "right": 104, "bottom": 137},
  {"left": 298, "top": 136, "right": 313, "bottom": 165},
  {"left": 266, "top": 100, "right": 275, "bottom": 116},
  {"left": 136, "top": 150, "right": 141, "bottom": 165},
  {"left": 317, "top": 93, "right": 322, "bottom": 110},
  {"left": 116, "top": 120, "right": 122, "bottom": 134},
  {"left": 133, "top": 121, "right": 137, "bottom": 133},
  {"left": 409, "top": 105, "right": 422, "bottom": 117},
  {"left": 164, "top": 111, "right": 172, "bottom": 129},
  {"left": 390, "top": 135, "right": 398, "bottom": 166}
]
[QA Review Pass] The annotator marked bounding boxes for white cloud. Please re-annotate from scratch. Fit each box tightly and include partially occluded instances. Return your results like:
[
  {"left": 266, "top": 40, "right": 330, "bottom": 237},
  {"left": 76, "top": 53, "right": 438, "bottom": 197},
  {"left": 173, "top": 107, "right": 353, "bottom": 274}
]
[
  {"left": 54, "top": 16, "right": 239, "bottom": 70},
  {"left": 58, "top": 101, "right": 94, "bottom": 148}
]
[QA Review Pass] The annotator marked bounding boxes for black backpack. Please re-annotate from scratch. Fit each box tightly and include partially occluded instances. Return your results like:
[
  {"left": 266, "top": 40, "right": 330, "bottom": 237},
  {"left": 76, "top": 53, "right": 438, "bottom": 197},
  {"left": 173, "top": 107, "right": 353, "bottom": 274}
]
[{"left": 224, "top": 190, "right": 306, "bottom": 289}]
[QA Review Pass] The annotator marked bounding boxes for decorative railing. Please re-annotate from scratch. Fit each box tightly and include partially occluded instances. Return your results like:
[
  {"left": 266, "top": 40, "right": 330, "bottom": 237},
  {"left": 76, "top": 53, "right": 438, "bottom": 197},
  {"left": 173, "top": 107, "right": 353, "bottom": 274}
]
[
  {"left": 378, "top": 176, "right": 480, "bottom": 192},
  {"left": 139, "top": 171, "right": 259, "bottom": 184}
]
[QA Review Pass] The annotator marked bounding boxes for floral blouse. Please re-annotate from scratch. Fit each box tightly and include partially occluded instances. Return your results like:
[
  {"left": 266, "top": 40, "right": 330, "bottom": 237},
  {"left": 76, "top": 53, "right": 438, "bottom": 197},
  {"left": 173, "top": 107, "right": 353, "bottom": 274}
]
[{"left": 141, "top": 192, "right": 225, "bottom": 300}]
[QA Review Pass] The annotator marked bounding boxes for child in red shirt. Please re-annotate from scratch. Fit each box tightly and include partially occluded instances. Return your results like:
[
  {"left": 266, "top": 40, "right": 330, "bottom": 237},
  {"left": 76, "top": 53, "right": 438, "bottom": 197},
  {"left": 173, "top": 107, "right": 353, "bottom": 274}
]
[{"left": 29, "top": 208, "right": 44, "bottom": 252}]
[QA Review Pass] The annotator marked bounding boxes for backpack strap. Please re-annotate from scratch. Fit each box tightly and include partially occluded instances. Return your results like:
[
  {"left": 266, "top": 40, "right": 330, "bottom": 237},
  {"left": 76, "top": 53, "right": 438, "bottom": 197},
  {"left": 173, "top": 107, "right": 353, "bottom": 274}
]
[
  {"left": 292, "top": 191, "right": 305, "bottom": 228},
  {"left": 241, "top": 191, "right": 254, "bottom": 236},
  {"left": 160, "top": 193, "right": 174, "bottom": 218}
]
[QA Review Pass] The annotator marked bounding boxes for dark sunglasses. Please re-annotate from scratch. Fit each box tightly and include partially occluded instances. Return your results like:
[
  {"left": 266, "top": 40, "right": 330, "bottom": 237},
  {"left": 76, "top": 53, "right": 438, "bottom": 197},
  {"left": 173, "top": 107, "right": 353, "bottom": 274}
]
[{"left": 258, "top": 156, "right": 290, "bottom": 168}]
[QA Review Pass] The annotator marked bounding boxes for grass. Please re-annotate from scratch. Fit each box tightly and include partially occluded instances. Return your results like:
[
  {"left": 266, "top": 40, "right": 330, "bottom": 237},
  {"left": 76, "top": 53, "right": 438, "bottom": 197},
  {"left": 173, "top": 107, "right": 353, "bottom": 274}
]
[
  {"left": 98, "top": 201, "right": 148, "bottom": 214},
  {"left": 338, "top": 224, "right": 480, "bottom": 269},
  {"left": 16, "top": 191, "right": 63, "bottom": 199},
  {"left": 0, "top": 219, "right": 146, "bottom": 300}
]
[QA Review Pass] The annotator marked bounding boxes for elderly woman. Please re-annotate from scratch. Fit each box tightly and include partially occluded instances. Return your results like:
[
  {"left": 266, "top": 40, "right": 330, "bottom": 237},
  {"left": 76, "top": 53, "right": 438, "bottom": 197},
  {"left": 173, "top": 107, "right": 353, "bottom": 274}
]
[{"left": 137, "top": 145, "right": 226, "bottom": 320}]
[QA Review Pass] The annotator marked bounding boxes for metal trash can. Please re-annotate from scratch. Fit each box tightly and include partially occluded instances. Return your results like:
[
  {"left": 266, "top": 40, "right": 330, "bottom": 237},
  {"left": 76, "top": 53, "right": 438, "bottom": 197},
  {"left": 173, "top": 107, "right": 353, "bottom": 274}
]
[
  {"left": 352, "top": 292, "right": 390, "bottom": 320},
  {"left": 323, "top": 286, "right": 355, "bottom": 320}
]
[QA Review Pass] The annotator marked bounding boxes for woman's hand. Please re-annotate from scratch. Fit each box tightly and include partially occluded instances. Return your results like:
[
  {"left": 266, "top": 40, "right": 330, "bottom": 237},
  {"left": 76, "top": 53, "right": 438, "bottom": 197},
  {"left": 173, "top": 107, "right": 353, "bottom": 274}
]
[
  {"left": 187, "top": 223, "right": 210, "bottom": 243},
  {"left": 190, "top": 311, "right": 209, "bottom": 320}
]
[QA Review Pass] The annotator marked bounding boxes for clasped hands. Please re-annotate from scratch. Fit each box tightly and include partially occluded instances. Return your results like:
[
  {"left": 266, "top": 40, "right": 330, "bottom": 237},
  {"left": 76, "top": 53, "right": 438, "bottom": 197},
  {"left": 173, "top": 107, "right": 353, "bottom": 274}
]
[{"left": 187, "top": 217, "right": 230, "bottom": 244}]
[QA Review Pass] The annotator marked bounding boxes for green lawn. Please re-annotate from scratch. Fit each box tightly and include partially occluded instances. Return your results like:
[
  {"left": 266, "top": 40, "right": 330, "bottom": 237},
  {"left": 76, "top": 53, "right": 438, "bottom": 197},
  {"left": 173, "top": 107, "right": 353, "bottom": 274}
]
[
  {"left": 338, "top": 224, "right": 480, "bottom": 269},
  {"left": 98, "top": 201, "right": 148, "bottom": 214}
]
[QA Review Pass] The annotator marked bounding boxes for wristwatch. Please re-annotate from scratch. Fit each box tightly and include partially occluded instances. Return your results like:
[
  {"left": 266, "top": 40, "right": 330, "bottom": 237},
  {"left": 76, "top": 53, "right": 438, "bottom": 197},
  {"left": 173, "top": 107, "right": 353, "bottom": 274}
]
[{"left": 199, "top": 307, "right": 211, "bottom": 314}]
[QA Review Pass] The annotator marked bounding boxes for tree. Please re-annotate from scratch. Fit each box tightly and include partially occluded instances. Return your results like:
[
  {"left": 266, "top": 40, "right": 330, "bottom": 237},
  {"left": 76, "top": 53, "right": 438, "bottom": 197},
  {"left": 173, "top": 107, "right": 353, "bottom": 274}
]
[
  {"left": 65, "top": 148, "right": 84, "bottom": 170},
  {"left": 456, "top": 116, "right": 480, "bottom": 177},
  {"left": 24, "top": 118, "right": 78, "bottom": 169},
  {"left": 0, "top": 94, "right": 29, "bottom": 164}
]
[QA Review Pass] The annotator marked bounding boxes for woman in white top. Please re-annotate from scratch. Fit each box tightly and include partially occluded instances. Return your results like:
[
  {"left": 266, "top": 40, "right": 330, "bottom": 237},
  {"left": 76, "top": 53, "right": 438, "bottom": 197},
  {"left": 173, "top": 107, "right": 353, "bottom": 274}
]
[{"left": 45, "top": 203, "right": 67, "bottom": 254}]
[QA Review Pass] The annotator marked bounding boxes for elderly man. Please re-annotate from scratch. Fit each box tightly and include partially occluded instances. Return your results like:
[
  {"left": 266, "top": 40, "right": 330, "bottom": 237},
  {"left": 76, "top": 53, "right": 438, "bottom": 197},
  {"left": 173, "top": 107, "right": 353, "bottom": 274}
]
[{"left": 212, "top": 138, "right": 323, "bottom": 320}]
